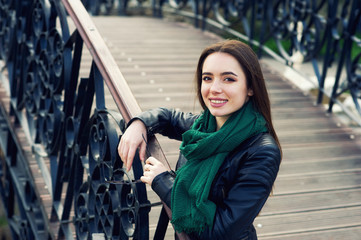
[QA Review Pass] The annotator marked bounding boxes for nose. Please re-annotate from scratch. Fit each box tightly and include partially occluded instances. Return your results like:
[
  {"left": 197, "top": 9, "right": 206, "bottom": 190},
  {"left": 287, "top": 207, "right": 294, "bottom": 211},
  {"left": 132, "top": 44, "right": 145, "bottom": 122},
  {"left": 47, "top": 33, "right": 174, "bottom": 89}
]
[{"left": 210, "top": 79, "right": 222, "bottom": 93}]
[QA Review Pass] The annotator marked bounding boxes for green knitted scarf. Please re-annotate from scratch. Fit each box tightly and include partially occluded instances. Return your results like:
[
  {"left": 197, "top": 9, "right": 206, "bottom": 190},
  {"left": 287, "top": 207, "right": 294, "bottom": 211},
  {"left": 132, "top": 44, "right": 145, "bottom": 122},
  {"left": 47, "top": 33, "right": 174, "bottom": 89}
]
[{"left": 170, "top": 101, "right": 268, "bottom": 234}]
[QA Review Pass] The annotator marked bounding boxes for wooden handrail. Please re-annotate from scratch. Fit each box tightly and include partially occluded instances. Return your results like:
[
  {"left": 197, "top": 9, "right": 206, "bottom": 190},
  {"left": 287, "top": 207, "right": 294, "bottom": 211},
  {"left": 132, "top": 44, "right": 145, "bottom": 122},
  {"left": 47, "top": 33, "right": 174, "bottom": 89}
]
[
  {"left": 61, "top": 0, "right": 138, "bottom": 123},
  {"left": 61, "top": 0, "right": 171, "bottom": 168},
  {"left": 61, "top": 0, "right": 189, "bottom": 239}
]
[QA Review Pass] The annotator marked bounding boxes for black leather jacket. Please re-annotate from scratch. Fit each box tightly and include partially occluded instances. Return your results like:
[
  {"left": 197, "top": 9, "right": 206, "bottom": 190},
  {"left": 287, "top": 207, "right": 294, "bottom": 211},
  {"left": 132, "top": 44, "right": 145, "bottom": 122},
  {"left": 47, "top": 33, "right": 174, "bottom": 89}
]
[{"left": 131, "top": 108, "right": 281, "bottom": 240}]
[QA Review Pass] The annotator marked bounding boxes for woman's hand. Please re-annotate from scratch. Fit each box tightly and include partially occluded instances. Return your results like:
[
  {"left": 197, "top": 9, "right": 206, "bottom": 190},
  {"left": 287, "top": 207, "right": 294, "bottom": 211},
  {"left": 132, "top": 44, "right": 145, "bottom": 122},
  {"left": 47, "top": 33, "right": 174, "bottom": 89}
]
[
  {"left": 118, "top": 120, "right": 147, "bottom": 171},
  {"left": 141, "top": 157, "right": 168, "bottom": 185}
]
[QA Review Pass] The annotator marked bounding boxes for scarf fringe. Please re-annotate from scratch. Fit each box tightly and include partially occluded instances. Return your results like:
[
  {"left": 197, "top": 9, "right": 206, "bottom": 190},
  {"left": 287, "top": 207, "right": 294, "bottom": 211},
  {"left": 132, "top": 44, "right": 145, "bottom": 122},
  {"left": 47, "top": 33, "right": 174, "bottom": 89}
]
[{"left": 172, "top": 215, "right": 209, "bottom": 235}]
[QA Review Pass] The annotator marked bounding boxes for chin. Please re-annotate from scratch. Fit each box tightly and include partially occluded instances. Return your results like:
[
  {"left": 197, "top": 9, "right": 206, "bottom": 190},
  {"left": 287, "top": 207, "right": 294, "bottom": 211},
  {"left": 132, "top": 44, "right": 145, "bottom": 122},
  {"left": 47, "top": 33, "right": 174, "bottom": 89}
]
[{"left": 210, "top": 110, "right": 228, "bottom": 117}]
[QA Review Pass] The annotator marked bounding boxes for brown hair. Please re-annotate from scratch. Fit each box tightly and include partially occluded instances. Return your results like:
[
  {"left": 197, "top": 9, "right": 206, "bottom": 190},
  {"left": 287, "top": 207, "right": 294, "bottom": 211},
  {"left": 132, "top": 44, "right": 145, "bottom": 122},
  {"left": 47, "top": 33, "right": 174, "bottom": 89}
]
[{"left": 196, "top": 39, "right": 282, "bottom": 153}]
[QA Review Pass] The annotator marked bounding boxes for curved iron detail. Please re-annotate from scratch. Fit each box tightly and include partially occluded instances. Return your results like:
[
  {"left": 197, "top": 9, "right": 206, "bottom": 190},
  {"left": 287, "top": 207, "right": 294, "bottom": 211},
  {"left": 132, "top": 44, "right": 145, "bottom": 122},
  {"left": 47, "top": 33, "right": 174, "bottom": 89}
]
[
  {"left": 267, "top": 0, "right": 328, "bottom": 62},
  {"left": 81, "top": 0, "right": 115, "bottom": 15},
  {"left": 329, "top": 0, "right": 361, "bottom": 115},
  {"left": 5, "top": 0, "right": 71, "bottom": 155},
  {"left": 346, "top": 41, "right": 361, "bottom": 115},
  {"left": 0, "top": 107, "right": 52, "bottom": 239},
  {"left": 81, "top": 0, "right": 140, "bottom": 16},
  {"left": 73, "top": 110, "right": 150, "bottom": 239},
  {"left": 0, "top": 0, "right": 14, "bottom": 61},
  {"left": 0, "top": 0, "right": 151, "bottom": 239}
]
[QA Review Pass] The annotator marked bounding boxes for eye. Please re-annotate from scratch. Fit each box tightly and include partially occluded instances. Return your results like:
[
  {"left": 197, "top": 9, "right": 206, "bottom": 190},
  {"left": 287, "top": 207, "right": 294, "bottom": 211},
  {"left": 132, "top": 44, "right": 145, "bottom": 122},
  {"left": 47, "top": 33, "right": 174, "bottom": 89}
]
[
  {"left": 202, "top": 76, "right": 212, "bottom": 81},
  {"left": 224, "top": 77, "right": 236, "bottom": 82}
]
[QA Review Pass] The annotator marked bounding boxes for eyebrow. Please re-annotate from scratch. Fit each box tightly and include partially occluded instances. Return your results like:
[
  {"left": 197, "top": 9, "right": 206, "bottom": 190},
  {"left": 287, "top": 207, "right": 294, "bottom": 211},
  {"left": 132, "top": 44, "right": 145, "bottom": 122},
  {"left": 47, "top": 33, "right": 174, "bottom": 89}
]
[{"left": 202, "top": 71, "right": 238, "bottom": 77}]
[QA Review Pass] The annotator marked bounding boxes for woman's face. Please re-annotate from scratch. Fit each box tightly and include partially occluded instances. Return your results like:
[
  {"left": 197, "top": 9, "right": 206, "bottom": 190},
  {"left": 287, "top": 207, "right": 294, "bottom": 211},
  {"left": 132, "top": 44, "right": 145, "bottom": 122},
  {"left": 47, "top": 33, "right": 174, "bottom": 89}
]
[{"left": 201, "top": 52, "right": 253, "bottom": 129}]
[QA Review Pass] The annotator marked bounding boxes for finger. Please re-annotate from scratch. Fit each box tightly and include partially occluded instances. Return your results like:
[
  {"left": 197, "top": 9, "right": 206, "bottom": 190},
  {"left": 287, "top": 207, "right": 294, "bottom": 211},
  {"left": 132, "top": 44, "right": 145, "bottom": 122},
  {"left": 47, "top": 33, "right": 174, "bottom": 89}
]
[
  {"left": 122, "top": 141, "right": 130, "bottom": 166},
  {"left": 145, "top": 157, "right": 158, "bottom": 166},
  {"left": 127, "top": 145, "right": 137, "bottom": 172},
  {"left": 119, "top": 138, "right": 129, "bottom": 168},
  {"left": 139, "top": 141, "right": 147, "bottom": 161},
  {"left": 117, "top": 138, "right": 123, "bottom": 158},
  {"left": 117, "top": 140, "right": 122, "bottom": 156},
  {"left": 140, "top": 176, "right": 147, "bottom": 184},
  {"left": 145, "top": 157, "right": 152, "bottom": 165},
  {"left": 145, "top": 163, "right": 153, "bottom": 172},
  {"left": 140, "top": 175, "right": 150, "bottom": 185},
  {"left": 118, "top": 139, "right": 128, "bottom": 167}
]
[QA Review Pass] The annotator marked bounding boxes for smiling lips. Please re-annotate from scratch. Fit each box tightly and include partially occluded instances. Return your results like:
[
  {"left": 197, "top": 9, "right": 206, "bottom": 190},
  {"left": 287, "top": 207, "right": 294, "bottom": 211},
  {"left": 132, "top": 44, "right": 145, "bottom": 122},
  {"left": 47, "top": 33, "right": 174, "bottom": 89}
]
[{"left": 209, "top": 98, "right": 228, "bottom": 107}]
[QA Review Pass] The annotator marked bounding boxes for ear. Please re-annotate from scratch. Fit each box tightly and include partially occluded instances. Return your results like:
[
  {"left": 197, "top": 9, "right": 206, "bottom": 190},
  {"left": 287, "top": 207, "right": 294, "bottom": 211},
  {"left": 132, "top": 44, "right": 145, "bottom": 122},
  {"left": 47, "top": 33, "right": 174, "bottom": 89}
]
[{"left": 247, "top": 88, "right": 254, "bottom": 96}]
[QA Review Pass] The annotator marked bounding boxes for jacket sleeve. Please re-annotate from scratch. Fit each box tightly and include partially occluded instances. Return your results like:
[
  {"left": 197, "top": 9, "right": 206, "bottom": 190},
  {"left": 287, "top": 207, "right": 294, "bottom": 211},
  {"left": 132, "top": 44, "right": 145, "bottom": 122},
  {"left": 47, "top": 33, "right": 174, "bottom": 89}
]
[
  {"left": 195, "top": 140, "right": 281, "bottom": 239},
  {"left": 151, "top": 171, "right": 175, "bottom": 208},
  {"left": 128, "top": 108, "right": 198, "bottom": 141}
]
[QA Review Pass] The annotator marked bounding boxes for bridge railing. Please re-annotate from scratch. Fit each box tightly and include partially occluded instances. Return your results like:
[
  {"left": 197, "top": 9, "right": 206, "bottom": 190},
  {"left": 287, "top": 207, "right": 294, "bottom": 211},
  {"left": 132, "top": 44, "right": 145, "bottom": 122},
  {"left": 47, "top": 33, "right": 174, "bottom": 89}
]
[
  {"left": 0, "top": 0, "right": 185, "bottom": 239},
  {"left": 87, "top": 0, "right": 361, "bottom": 126}
]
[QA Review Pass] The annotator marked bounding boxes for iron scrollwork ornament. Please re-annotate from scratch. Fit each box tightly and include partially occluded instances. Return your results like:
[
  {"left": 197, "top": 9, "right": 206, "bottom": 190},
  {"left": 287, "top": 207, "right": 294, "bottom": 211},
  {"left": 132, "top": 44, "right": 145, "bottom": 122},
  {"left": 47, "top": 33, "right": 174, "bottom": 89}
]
[
  {"left": 74, "top": 111, "right": 151, "bottom": 239},
  {"left": 269, "top": 0, "right": 328, "bottom": 63}
]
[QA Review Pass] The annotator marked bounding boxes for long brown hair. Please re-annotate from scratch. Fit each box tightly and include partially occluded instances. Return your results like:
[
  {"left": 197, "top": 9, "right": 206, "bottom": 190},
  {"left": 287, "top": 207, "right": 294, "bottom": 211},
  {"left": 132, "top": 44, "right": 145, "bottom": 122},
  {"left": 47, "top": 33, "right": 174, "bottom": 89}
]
[{"left": 195, "top": 39, "right": 282, "bottom": 153}]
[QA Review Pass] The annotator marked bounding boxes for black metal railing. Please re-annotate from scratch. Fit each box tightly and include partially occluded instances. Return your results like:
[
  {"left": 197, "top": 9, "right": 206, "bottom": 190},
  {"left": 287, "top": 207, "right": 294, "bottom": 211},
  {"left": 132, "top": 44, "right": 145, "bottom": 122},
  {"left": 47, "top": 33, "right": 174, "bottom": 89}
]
[
  {"left": 0, "top": 0, "right": 169, "bottom": 239},
  {"left": 86, "top": 0, "right": 361, "bottom": 125}
]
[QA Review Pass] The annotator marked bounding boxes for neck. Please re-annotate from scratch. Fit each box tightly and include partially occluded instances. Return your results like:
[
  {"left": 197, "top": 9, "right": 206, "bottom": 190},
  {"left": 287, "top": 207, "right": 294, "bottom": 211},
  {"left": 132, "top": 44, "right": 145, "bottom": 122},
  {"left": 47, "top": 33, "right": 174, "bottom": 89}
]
[{"left": 215, "top": 116, "right": 227, "bottom": 131}]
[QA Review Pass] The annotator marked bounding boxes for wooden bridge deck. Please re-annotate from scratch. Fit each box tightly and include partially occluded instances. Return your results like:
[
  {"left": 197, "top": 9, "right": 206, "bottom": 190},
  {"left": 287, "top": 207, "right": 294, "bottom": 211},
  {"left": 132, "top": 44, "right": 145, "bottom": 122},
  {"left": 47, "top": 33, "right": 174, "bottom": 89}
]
[{"left": 84, "top": 16, "right": 361, "bottom": 239}]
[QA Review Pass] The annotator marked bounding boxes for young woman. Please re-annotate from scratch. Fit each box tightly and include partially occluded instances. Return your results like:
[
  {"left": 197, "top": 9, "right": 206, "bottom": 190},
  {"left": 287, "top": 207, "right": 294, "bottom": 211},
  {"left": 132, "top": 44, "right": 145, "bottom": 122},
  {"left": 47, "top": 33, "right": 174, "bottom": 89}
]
[{"left": 118, "top": 40, "right": 282, "bottom": 239}]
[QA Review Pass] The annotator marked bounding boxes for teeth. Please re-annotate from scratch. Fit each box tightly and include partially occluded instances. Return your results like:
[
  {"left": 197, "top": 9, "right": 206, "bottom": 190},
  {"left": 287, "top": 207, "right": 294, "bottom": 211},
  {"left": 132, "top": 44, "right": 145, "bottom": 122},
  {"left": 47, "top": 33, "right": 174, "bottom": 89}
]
[{"left": 210, "top": 100, "right": 227, "bottom": 103}]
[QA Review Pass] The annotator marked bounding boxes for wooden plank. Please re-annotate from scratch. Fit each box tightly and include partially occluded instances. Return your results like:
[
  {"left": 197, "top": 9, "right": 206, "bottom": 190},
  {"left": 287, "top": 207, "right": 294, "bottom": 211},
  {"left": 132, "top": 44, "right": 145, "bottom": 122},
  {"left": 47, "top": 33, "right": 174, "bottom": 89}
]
[
  {"left": 274, "top": 171, "right": 361, "bottom": 195},
  {"left": 261, "top": 188, "right": 361, "bottom": 215},
  {"left": 260, "top": 226, "right": 361, "bottom": 240},
  {"left": 255, "top": 206, "right": 361, "bottom": 239},
  {"left": 279, "top": 130, "right": 357, "bottom": 144},
  {"left": 278, "top": 155, "right": 361, "bottom": 174},
  {"left": 281, "top": 143, "right": 361, "bottom": 161}
]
